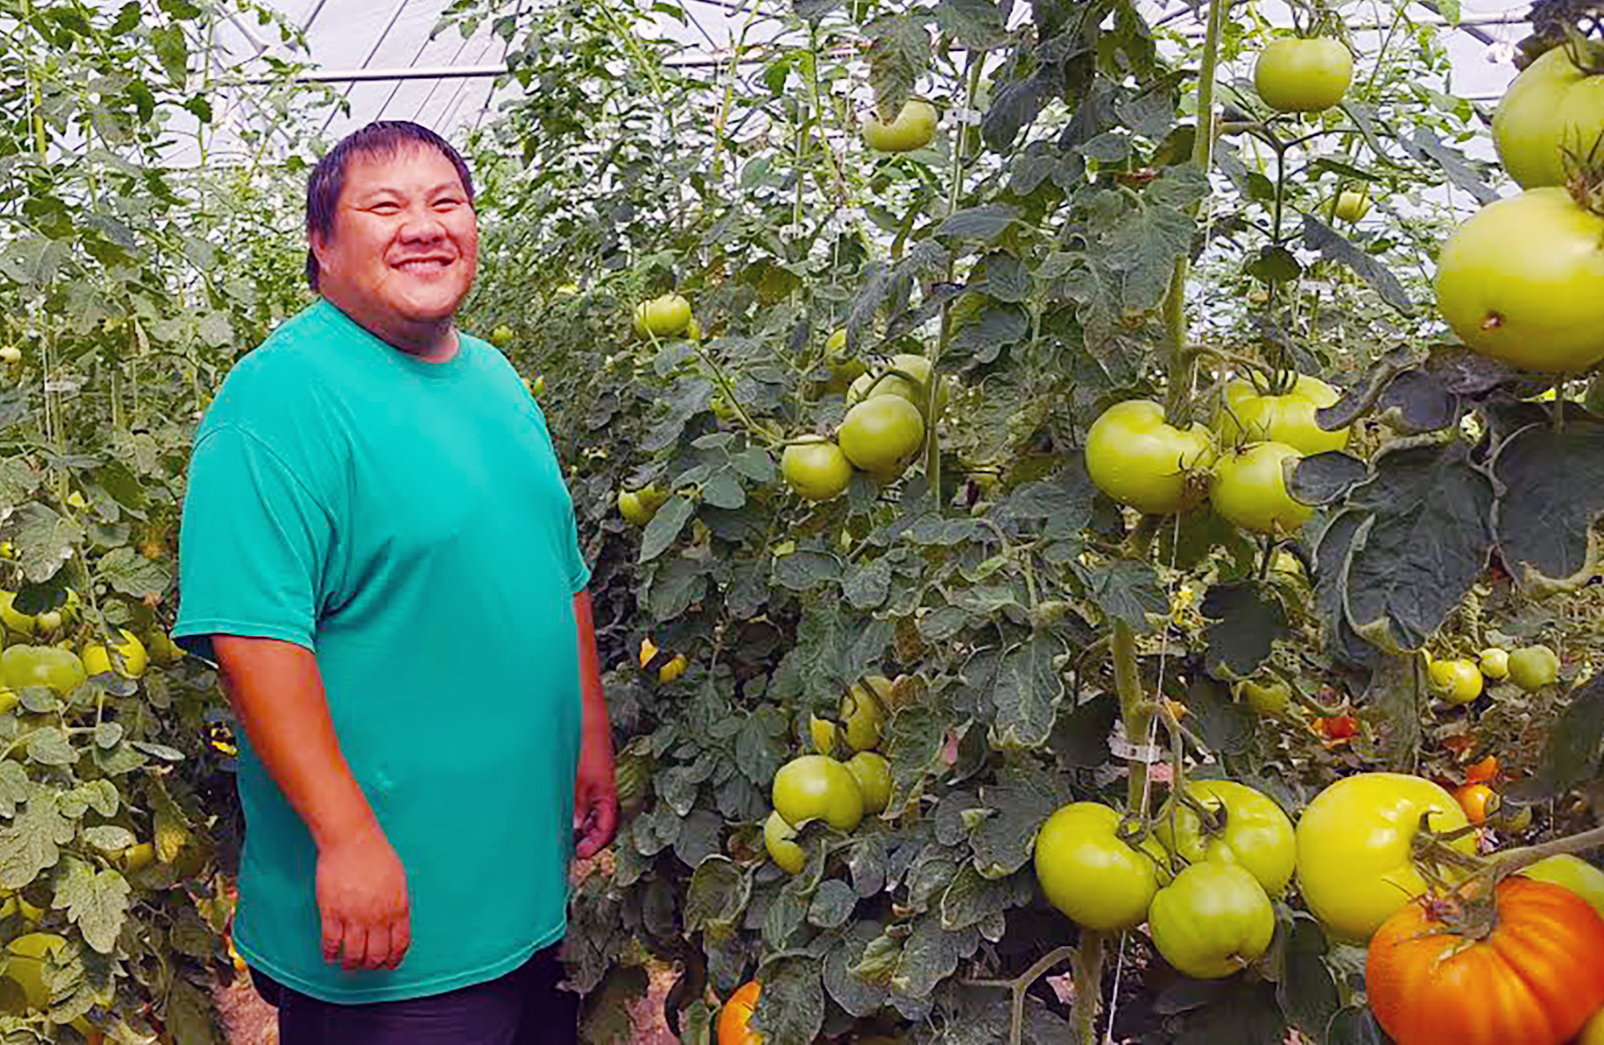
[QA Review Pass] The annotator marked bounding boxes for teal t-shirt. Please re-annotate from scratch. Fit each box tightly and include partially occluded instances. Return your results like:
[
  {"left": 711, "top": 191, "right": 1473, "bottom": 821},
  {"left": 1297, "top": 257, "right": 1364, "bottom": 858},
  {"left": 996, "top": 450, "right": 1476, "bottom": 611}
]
[{"left": 173, "top": 299, "right": 591, "bottom": 1004}]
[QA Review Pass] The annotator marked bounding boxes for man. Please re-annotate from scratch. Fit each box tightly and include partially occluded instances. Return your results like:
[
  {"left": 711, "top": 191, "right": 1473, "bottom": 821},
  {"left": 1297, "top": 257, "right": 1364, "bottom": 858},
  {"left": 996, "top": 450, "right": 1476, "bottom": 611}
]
[{"left": 173, "top": 120, "right": 616, "bottom": 1045}]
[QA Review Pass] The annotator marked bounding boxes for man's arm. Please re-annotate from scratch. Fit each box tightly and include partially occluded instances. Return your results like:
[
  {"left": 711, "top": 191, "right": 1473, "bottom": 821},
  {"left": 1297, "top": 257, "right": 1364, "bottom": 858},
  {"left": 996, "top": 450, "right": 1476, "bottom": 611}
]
[
  {"left": 571, "top": 590, "right": 617, "bottom": 859},
  {"left": 212, "top": 635, "right": 409, "bottom": 971}
]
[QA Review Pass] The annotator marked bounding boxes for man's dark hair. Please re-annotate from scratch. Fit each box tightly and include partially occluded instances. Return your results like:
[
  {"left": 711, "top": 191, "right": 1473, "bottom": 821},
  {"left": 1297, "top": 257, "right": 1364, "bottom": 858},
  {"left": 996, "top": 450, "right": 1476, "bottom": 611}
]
[{"left": 304, "top": 121, "right": 476, "bottom": 291}]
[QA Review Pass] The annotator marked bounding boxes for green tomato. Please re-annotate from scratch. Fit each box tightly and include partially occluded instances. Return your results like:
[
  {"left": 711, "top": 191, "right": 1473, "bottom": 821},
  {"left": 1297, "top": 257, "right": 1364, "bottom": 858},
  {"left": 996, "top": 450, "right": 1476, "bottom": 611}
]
[
  {"left": 1234, "top": 677, "right": 1290, "bottom": 716},
  {"left": 1479, "top": 647, "right": 1510, "bottom": 679},
  {"left": 1519, "top": 854, "right": 1604, "bottom": 919},
  {"left": 1428, "top": 658, "right": 1484, "bottom": 705},
  {"left": 1295, "top": 772, "right": 1474, "bottom": 942},
  {"left": 1153, "top": 780, "right": 1297, "bottom": 895},
  {"left": 782, "top": 439, "right": 854, "bottom": 502},
  {"left": 1215, "top": 375, "right": 1349, "bottom": 455},
  {"left": 840, "top": 682, "right": 885, "bottom": 752},
  {"left": 826, "top": 328, "right": 848, "bottom": 354},
  {"left": 1084, "top": 400, "right": 1215, "bottom": 515},
  {"left": 847, "top": 354, "right": 947, "bottom": 418},
  {"left": 772, "top": 754, "right": 864, "bottom": 832},
  {"left": 1209, "top": 442, "right": 1312, "bottom": 535},
  {"left": 1434, "top": 188, "right": 1604, "bottom": 373},
  {"left": 1333, "top": 188, "right": 1371, "bottom": 223},
  {"left": 617, "top": 484, "right": 669, "bottom": 526},
  {"left": 845, "top": 751, "right": 891, "bottom": 814},
  {"left": 1033, "top": 802, "right": 1161, "bottom": 931},
  {"left": 4, "top": 932, "right": 68, "bottom": 1011},
  {"left": 1148, "top": 861, "right": 1275, "bottom": 980},
  {"left": 632, "top": 294, "right": 692, "bottom": 339},
  {"left": 1492, "top": 40, "right": 1604, "bottom": 189},
  {"left": 764, "top": 810, "right": 806, "bottom": 874},
  {"left": 1508, "top": 644, "right": 1560, "bottom": 690},
  {"left": 838, "top": 396, "right": 925, "bottom": 480},
  {"left": 2, "top": 645, "right": 86, "bottom": 697},
  {"left": 862, "top": 99, "right": 938, "bottom": 152},
  {"left": 1253, "top": 38, "right": 1354, "bottom": 113}
]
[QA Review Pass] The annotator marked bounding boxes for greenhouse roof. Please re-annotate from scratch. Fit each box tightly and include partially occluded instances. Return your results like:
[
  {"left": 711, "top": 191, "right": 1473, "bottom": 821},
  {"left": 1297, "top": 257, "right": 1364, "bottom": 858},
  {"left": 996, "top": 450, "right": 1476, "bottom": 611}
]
[{"left": 193, "top": 0, "right": 1537, "bottom": 160}]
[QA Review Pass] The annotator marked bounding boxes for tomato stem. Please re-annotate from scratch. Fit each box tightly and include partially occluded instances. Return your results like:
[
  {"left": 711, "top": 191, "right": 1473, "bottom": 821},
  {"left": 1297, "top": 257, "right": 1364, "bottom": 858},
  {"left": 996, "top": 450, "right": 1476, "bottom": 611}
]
[
  {"left": 1069, "top": 930, "right": 1106, "bottom": 1044},
  {"left": 1479, "top": 825, "right": 1604, "bottom": 881}
]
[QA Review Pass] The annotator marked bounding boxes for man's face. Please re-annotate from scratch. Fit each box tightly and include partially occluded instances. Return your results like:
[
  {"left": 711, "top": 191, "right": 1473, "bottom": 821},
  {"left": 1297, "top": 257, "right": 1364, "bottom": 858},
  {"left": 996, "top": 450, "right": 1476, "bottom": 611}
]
[{"left": 311, "top": 145, "right": 478, "bottom": 335}]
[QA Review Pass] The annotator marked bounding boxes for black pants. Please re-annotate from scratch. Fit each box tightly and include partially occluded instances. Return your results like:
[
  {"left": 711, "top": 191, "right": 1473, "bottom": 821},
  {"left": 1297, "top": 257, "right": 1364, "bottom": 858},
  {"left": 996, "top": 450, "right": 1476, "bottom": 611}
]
[{"left": 249, "top": 942, "right": 579, "bottom": 1045}]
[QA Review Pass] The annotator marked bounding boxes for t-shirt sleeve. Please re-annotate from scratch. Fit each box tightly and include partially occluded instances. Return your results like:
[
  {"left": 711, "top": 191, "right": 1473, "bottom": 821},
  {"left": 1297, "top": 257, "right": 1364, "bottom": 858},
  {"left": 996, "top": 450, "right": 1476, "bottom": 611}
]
[{"left": 172, "top": 424, "right": 333, "bottom": 663}]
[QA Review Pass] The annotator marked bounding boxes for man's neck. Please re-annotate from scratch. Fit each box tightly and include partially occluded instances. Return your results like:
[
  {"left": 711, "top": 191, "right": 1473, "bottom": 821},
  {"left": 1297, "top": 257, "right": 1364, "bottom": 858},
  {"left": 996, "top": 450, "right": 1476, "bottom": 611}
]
[{"left": 323, "top": 293, "right": 458, "bottom": 363}]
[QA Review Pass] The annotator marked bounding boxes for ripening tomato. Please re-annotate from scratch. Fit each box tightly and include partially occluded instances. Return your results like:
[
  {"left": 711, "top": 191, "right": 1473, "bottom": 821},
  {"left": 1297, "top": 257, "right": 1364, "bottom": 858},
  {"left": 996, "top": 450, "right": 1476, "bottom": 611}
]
[
  {"left": 1215, "top": 375, "right": 1350, "bottom": 455},
  {"left": 862, "top": 99, "right": 938, "bottom": 152},
  {"left": 1209, "top": 442, "right": 1312, "bottom": 535},
  {"left": 845, "top": 751, "right": 891, "bottom": 814},
  {"left": 1453, "top": 782, "right": 1498, "bottom": 825},
  {"left": 772, "top": 755, "right": 864, "bottom": 832},
  {"left": 718, "top": 981, "right": 764, "bottom": 1045},
  {"left": 1492, "top": 40, "right": 1604, "bottom": 189},
  {"left": 1428, "top": 658, "right": 1483, "bottom": 705},
  {"left": 1366, "top": 878, "right": 1604, "bottom": 1045},
  {"left": 1478, "top": 647, "right": 1509, "bottom": 679},
  {"left": 1148, "top": 861, "right": 1275, "bottom": 980},
  {"left": 1084, "top": 400, "right": 1215, "bottom": 515},
  {"left": 1508, "top": 644, "right": 1560, "bottom": 690},
  {"left": 1033, "top": 802, "right": 1161, "bottom": 931},
  {"left": 1295, "top": 772, "right": 1475, "bottom": 942},
  {"left": 764, "top": 811, "right": 806, "bottom": 875},
  {"left": 1153, "top": 780, "right": 1296, "bottom": 895},
  {"left": 633, "top": 294, "right": 692, "bottom": 339},
  {"left": 1434, "top": 188, "right": 1604, "bottom": 373},
  {"left": 1463, "top": 754, "right": 1499, "bottom": 785},
  {"left": 838, "top": 396, "right": 925, "bottom": 480},
  {"left": 782, "top": 439, "right": 854, "bottom": 502},
  {"left": 1253, "top": 38, "right": 1354, "bottom": 113},
  {"left": 1520, "top": 854, "right": 1604, "bottom": 919}
]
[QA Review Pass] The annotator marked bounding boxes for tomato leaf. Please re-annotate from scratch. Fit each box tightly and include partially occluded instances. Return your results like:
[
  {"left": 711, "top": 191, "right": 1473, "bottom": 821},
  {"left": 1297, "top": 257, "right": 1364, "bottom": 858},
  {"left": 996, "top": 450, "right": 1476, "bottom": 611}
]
[
  {"left": 1491, "top": 419, "right": 1604, "bottom": 588},
  {"left": 1049, "top": 693, "right": 1118, "bottom": 769},
  {"left": 933, "top": 0, "right": 1009, "bottom": 51},
  {"left": 939, "top": 864, "right": 1034, "bottom": 931},
  {"left": 823, "top": 921, "right": 890, "bottom": 1017},
  {"left": 972, "top": 762, "right": 1071, "bottom": 876},
  {"left": 684, "top": 856, "right": 749, "bottom": 934},
  {"left": 1080, "top": 559, "right": 1167, "bottom": 633},
  {"left": 866, "top": 15, "right": 930, "bottom": 121},
  {"left": 1202, "top": 581, "right": 1289, "bottom": 679},
  {"left": 935, "top": 205, "right": 1020, "bottom": 244},
  {"left": 1290, "top": 452, "right": 1370, "bottom": 507},
  {"left": 1187, "top": 673, "right": 1255, "bottom": 756},
  {"left": 0, "top": 790, "right": 73, "bottom": 888},
  {"left": 1402, "top": 124, "right": 1499, "bottom": 207},
  {"left": 1301, "top": 215, "right": 1413, "bottom": 314},
  {"left": 673, "top": 809, "right": 724, "bottom": 869},
  {"left": 888, "top": 916, "right": 964, "bottom": 1017},
  {"left": 1338, "top": 442, "right": 1496, "bottom": 652},
  {"left": 638, "top": 495, "right": 694, "bottom": 564},
  {"left": 1277, "top": 915, "right": 1341, "bottom": 1040},
  {"left": 750, "top": 954, "right": 825, "bottom": 1044},
  {"left": 808, "top": 879, "right": 858, "bottom": 929},
  {"left": 577, "top": 966, "right": 648, "bottom": 1045},
  {"left": 10, "top": 502, "right": 85, "bottom": 584},
  {"left": 54, "top": 859, "right": 130, "bottom": 954},
  {"left": 985, "top": 633, "right": 1062, "bottom": 750},
  {"left": 1326, "top": 1005, "right": 1391, "bottom": 1045},
  {"left": 1362, "top": 652, "right": 1423, "bottom": 773}
]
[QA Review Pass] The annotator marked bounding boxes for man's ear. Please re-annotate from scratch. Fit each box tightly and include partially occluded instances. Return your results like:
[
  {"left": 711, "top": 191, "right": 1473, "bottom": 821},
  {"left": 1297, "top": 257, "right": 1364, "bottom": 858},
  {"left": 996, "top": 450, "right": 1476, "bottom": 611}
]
[{"left": 309, "top": 230, "right": 332, "bottom": 277}]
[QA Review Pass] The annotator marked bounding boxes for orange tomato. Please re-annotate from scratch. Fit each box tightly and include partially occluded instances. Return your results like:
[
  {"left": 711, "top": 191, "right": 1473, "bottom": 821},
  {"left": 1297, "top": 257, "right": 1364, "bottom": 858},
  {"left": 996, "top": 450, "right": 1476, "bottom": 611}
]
[
  {"left": 1366, "top": 878, "right": 1604, "bottom": 1045},
  {"left": 1464, "top": 754, "right": 1499, "bottom": 785},
  {"left": 1454, "top": 783, "right": 1498, "bottom": 825},
  {"left": 718, "top": 981, "right": 763, "bottom": 1045},
  {"left": 1314, "top": 715, "right": 1358, "bottom": 743}
]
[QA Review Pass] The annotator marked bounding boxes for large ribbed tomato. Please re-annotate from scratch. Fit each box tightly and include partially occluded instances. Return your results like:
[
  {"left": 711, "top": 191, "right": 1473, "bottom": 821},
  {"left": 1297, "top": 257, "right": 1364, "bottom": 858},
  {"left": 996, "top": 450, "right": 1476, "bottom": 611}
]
[{"left": 1366, "top": 878, "right": 1604, "bottom": 1045}]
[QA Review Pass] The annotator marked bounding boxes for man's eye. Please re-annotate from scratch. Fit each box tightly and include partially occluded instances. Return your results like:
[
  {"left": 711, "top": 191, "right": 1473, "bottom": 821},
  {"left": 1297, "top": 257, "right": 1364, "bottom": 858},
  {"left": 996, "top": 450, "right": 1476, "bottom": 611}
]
[{"left": 370, "top": 203, "right": 400, "bottom": 214}]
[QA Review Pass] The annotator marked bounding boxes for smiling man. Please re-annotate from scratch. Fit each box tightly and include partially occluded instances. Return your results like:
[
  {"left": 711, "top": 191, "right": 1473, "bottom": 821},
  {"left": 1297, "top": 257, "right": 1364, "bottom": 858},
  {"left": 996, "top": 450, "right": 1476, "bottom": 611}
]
[{"left": 173, "top": 121, "right": 614, "bottom": 1045}]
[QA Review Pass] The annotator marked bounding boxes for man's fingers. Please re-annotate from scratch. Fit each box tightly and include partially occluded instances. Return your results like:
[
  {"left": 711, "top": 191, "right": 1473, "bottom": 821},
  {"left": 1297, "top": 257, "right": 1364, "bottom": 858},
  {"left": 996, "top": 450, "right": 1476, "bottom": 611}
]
[
  {"left": 322, "top": 914, "right": 345, "bottom": 965},
  {"left": 342, "top": 924, "right": 370, "bottom": 971},
  {"left": 387, "top": 913, "right": 412, "bottom": 970}
]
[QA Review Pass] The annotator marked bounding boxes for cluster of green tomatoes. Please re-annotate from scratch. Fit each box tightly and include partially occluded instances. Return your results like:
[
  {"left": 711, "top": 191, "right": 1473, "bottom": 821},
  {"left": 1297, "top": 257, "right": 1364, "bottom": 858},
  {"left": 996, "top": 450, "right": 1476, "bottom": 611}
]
[
  {"left": 1084, "top": 372, "right": 1348, "bottom": 534},
  {"left": 1424, "top": 642, "right": 1560, "bottom": 707},
  {"left": 779, "top": 343, "right": 949, "bottom": 504},
  {"left": 763, "top": 675, "right": 900, "bottom": 873}
]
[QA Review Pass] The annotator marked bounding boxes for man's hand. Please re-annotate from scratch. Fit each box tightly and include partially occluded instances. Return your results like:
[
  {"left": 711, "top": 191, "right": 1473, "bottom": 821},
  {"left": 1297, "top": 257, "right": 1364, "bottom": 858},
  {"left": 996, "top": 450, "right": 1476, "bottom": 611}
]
[
  {"left": 316, "top": 822, "right": 411, "bottom": 971},
  {"left": 573, "top": 726, "right": 617, "bottom": 860}
]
